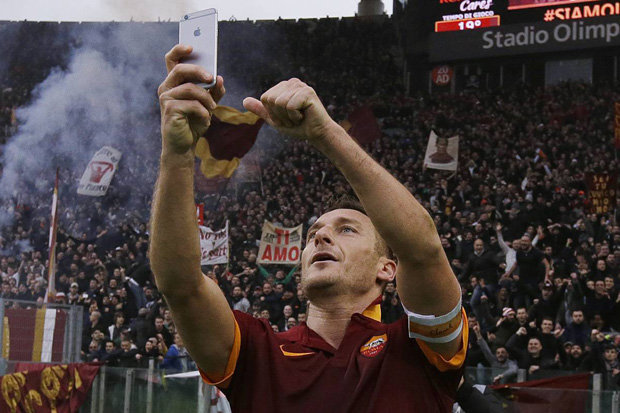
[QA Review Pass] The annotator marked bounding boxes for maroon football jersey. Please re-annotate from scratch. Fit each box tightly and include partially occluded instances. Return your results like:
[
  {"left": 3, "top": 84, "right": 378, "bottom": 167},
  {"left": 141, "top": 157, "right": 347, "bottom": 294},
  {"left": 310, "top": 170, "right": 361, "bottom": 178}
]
[{"left": 200, "top": 302, "right": 467, "bottom": 413}]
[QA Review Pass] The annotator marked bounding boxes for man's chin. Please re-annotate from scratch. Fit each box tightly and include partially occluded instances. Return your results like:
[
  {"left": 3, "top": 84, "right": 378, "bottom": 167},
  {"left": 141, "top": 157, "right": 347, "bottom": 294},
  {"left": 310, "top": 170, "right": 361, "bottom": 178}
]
[{"left": 301, "top": 272, "right": 340, "bottom": 297}]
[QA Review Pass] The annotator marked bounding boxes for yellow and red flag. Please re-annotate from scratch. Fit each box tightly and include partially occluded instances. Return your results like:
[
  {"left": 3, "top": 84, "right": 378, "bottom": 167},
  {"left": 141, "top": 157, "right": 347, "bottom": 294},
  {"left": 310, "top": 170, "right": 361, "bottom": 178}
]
[
  {"left": 45, "top": 168, "right": 59, "bottom": 303},
  {"left": 196, "top": 105, "right": 264, "bottom": 179}
]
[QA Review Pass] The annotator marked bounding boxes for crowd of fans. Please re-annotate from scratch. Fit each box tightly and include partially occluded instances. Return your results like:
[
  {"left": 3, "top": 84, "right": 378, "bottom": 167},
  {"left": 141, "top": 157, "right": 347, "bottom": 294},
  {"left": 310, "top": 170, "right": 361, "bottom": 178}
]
[{"left": 0, "top": 18, "right": 619, "bottom": 388}]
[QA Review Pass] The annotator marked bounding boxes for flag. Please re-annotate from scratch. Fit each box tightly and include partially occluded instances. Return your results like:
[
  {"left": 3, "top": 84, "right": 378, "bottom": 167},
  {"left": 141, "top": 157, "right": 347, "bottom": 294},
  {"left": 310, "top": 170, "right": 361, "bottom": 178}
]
[
  {"left": 1, "top": 362, "right": 101, "bottom": 413},
  {"left": 340, "top": 105, "right": 382, "bottom": 146},
  {"left": 46, "top": 169, "right": 59, "bottom": 303},
  {"left": 195, "top": 105, "right": 264, "bottom": 178},
  {"left": 2, "top": 306, "right": 67, "bottom": 362},
  {"left": 491, "top": 372, "right": 590, "bottom": 413}
]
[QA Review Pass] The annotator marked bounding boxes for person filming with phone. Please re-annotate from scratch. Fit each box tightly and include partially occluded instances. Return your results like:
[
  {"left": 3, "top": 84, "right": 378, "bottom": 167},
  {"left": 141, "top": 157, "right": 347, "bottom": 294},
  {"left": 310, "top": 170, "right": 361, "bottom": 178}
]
[{"left": 150, "top": 43, "right": 467, "bottom": 412}]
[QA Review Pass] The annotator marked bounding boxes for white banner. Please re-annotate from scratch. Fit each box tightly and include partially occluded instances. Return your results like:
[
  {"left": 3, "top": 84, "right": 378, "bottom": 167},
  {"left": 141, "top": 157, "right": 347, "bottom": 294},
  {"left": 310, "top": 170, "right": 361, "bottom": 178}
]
[
  {"left": 257, "top": 221, "right": 303, "bottom": 265},
  {"left": 77, "top": 146, "right": 122, "bottom": 196},
  {"left": 423, "top": 131, "right": 459, "bottom": 172},
  {"left": 200, "top": 221, "right": 229, "bottom": 265}
]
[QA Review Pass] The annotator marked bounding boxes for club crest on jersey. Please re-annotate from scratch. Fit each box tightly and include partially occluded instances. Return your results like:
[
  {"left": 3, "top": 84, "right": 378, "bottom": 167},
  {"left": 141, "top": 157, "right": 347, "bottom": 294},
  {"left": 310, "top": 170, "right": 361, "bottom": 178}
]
[{"left": 360, "top": 334, "right": 387, "bottom": 358}]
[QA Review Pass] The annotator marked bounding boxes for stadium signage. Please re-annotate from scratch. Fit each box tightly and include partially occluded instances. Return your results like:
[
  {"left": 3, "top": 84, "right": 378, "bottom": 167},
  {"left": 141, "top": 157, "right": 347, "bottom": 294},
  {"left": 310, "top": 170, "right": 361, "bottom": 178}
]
[{"left": 429, "top": 15, "right": 620, "bottom": 60}]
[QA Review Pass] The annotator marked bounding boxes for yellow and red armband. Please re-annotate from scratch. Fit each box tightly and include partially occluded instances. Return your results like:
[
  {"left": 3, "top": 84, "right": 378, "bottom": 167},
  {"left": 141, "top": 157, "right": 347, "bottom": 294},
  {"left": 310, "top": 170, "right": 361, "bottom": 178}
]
[{"left": 403, "top": 298, "right": 463, "bottom": 344}]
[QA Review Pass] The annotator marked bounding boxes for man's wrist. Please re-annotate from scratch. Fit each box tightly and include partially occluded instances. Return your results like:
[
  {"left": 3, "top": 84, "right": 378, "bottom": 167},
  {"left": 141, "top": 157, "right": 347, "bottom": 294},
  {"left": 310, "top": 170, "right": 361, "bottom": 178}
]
[
  {"left": 309, "top": 120, "right": 347, "bottom": 152},
  {"left": 160, "top": 149, "right": 195, "bottom": 169}
]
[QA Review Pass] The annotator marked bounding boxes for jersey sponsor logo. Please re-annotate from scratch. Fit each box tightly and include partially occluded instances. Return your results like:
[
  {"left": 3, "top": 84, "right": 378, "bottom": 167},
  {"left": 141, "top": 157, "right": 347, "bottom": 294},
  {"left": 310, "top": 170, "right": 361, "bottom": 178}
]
[
  {"left": 279, "top": 344, "right": 315, "bottom": 357},
  {"left": 360, "top": 334, "right": 387, "bottom": 358}
]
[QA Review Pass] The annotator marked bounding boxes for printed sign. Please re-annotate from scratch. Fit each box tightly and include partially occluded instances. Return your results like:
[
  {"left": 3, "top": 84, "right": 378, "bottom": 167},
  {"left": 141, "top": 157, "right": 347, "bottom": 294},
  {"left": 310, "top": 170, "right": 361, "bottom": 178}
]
[
  {"left": 77, "top": 146, "right": 122, "bottom": 196},
  {"left": 432, "top": 65, "right": 454, "bottom": 86},
  {"left": 586, "top": 173, "right": 617, "bottom": 214},
  {"left": 199, "top": 221, "right": 229, "bottom": 265},
  {"left": 257, "top": 221, "right": 303, "bottom": 264}
]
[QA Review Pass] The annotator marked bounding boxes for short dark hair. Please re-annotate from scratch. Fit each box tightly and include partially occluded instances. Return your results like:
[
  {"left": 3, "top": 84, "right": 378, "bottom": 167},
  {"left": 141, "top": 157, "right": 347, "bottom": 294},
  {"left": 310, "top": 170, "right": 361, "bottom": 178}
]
[{"left": 324, "top": 194, "right": 396, "bottom": 261}]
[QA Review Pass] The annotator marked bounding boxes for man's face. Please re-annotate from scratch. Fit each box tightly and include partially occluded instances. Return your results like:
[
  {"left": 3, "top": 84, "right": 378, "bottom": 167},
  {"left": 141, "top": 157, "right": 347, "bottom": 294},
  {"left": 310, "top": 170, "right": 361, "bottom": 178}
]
[
  {"left": 301, "top": 209, "right": 387, "bottom": 299},
  {"left": 263, "top": 283, "right": 272, "bottom": 295},
  {"left": 604, "top": 348, "right": 618, "bottom": 362},
  {"left": 541, "top": 319, "right": 553, "bottom": 334},
  {"left": 121, "top": 341, "right": 131, "bottom": 352},
  {"left": 283, "top": 305, "right": 293, "bottom": 317},
  {"left": 605, "top": 277, "right": 615, "bottom": 290},
  {"left": 155, "top": 318, "right": 164, "bottom": 330},
  {"left": 572, "top": 311, "right": 584, "bottom": 324},
  {"left": 105, "top": 342, "right": 115, "bottom": 353},
  {"left": 528, "top": 338, "right": 542, "bottom": 355},
  {"left": 516, "top": 308, "right": 528, "bottom": 324},
  {"left": 595, "top": 281, "right": 605, "bottom": 295},
  {"left": 474, "top": 239, "right": 484, "bottom": 254},
  {"left": 496, "top": 347, "right": 508, "bottom": 362},
  {"left": 520, "top": 237, "right": 531, "bottom": 250},
  {"left": 597, "top": 260, "right": 606, "bottom": 271},
  {"left": 232, "top": 286, "right": 242, "bottom": 298},
  {"left": 570, "top": 345, "right": 582, "bottom": 358}
]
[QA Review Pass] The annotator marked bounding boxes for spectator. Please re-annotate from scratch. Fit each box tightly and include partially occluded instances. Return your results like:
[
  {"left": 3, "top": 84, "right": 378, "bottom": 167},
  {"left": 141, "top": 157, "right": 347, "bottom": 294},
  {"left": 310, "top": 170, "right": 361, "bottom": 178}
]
[
  {"left": 562, "top": 309, "right": 591, "bottom": 347},
  {"left": 161, "top": 332, "right": 195, "bottom": 372},
  {"left": 473, "top": 323, "right": 518, "bottom": 384}
]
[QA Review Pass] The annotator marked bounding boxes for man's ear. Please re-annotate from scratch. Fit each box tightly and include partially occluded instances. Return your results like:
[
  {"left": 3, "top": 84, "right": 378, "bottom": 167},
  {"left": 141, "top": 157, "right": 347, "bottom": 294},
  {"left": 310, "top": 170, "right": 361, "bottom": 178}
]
[{"left": 376, "top": 256, "right": 396, "bottom": 283}]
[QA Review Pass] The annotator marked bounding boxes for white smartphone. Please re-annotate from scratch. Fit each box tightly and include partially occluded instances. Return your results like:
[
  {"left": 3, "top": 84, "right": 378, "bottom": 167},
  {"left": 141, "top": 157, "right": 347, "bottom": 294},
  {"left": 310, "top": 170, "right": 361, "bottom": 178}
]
[{"left": 179, "top": 8, "right": 218, "bottom": 89}]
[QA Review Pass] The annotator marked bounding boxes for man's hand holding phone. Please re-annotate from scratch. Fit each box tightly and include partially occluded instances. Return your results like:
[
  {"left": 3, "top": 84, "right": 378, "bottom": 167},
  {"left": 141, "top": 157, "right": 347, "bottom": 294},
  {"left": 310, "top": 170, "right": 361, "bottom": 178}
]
[{"left": 157, "top": 45, "right": 225, "bottom": 158}]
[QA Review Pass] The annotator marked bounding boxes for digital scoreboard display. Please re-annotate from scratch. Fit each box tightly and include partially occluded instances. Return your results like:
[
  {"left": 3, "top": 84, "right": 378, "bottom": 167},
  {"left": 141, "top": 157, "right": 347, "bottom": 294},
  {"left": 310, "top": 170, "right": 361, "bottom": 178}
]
[
  {"left": 508, "top": 0, "right": 599, "bottom": 10},
  {"left": 431, "top": 0, "right": 618, "bottom": 33}
]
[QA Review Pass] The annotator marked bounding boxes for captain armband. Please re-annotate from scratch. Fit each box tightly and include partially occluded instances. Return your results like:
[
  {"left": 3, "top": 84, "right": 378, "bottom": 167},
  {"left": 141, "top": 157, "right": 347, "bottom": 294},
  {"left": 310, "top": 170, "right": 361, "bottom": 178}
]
[{"left": 403, "top": 298, "right": 464, "bottom": 344}]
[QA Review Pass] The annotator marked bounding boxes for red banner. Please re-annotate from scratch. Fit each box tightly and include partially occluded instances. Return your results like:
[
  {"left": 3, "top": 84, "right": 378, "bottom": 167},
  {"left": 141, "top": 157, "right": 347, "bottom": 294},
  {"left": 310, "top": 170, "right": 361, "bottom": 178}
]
[
  {"left": 196, "top": 203, "right": 205, "bottom": 226},
  {"left": 585, "top": 173, "right": 618, "bottom": 214},
  {"left": 491, "top": 372, "right": 590, "bottom": 413},
  {"left": 0, "top": 363, "right": 100, "bottom": 413}
]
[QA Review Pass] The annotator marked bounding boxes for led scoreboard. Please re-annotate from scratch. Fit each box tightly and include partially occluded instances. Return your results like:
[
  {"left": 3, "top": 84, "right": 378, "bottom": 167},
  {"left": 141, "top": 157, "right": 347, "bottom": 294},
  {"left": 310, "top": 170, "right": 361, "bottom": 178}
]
[
  {"left": 435, "top": 16, "right": 501, "bottom": 32},
  {"left": 431, "top": 0, "right": 619, "bottom": 33}
]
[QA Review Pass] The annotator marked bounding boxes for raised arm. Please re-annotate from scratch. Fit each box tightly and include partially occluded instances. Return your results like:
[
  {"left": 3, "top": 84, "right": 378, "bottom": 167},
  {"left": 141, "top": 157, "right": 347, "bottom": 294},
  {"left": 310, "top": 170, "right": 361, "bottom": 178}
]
[
  {"left": 150, "top": 45, "right": 234, "bottom": 381},
  {"left": 243, "top": 79, "right": 461, "bottom": 357}
]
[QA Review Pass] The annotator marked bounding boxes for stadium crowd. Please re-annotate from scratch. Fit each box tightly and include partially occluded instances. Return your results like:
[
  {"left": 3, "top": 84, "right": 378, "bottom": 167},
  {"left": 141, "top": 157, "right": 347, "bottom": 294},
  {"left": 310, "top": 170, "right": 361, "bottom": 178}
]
[{"left": 0, "top": 18, "right": 619, "bottom": 389}]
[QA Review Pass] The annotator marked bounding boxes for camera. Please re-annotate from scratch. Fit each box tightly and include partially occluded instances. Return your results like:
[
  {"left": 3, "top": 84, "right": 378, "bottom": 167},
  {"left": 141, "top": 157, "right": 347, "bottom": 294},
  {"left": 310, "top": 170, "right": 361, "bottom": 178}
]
[{"left": 184, "top": 15, "right": 189, "bottom": 20}]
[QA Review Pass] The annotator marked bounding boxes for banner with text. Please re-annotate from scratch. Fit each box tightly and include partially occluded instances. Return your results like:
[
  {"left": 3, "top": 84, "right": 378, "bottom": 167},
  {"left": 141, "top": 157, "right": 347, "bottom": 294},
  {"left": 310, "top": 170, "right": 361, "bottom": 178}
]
[
  {"left": 77, "top": 146, "right": 122, "bottom": 196},
  {"left": 199, "top": 221, "right": 229, "bottom": 265},
  {"left": 585, "top": 172, "right": 617, "bottom": 214},
  {"left": 0, "top": 363, "right": 100, "bottom": 413},
  {"left": 423, "top": 131, "right": 459, "bottom": 172},
  {"left": 257, "top": 221, "right": 303, "bottom": 264}
]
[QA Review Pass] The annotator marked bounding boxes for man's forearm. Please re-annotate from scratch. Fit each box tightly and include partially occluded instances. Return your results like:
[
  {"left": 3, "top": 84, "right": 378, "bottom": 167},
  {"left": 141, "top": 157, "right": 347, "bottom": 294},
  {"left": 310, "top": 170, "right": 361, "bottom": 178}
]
[
  {"left": 149, "top": 152, "right": 202, "bottom": 296},
  {"left": 313, "top": 121, "right": 443, "bottom": 262}
]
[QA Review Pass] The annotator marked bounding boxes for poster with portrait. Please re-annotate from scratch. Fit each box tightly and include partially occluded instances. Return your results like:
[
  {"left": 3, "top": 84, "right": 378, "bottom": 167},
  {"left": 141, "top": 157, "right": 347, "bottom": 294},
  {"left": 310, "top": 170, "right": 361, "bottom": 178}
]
[
  {"left": 77, "top": 146, "right": 122, "bottom": 196},
  {"left": 423, "top": 131, "right": 459, "bottom": 172}
]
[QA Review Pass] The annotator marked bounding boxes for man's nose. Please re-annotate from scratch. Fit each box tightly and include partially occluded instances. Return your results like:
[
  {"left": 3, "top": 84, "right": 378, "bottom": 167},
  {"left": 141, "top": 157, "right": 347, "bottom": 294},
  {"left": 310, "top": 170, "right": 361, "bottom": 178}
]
[{"left": 314, "top": 227, "right": 333, "bottom": 246}]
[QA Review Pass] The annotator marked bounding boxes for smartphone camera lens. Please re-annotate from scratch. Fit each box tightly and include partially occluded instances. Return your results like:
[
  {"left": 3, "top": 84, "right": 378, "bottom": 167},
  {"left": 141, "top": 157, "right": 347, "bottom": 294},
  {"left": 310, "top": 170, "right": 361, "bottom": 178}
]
[{"left": 184, "top": 15, "right": 189, "bottom": 20}]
